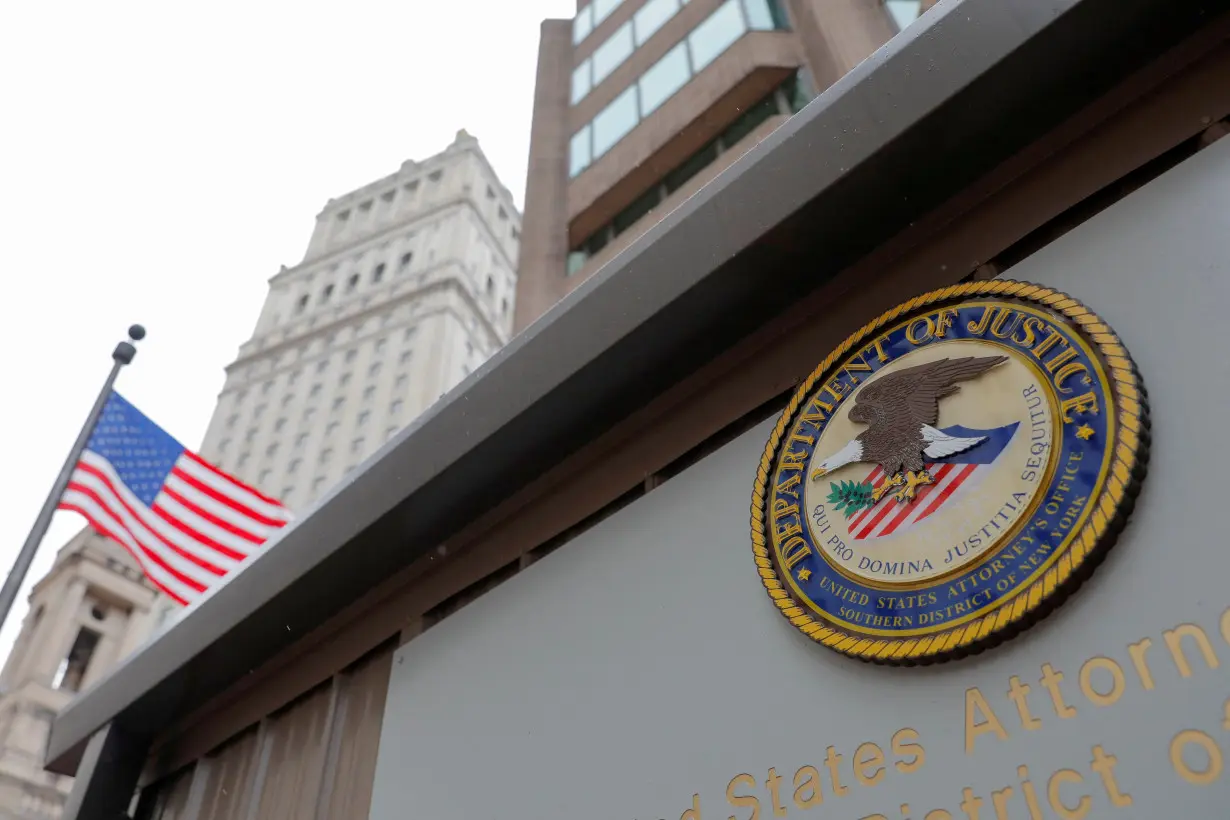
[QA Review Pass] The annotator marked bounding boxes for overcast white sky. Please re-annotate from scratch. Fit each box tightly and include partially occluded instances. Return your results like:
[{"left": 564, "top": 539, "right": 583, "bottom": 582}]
[{"left": 0, "top": 0, "right": 574, "bottom": 662}]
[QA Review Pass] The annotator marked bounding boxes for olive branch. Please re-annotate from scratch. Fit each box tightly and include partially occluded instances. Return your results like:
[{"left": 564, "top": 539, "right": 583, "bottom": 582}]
[{"left": 826, "top": 480, "right": 875, "bottom": 518}]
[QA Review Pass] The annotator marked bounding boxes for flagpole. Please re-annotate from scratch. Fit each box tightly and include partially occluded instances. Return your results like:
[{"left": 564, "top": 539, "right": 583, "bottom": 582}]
[{"left": 0, "top": 325, "right": 146, "bottom": 635}]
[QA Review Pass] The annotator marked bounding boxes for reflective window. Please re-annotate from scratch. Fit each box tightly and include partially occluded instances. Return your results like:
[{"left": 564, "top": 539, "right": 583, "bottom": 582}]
[
  {"left": 567, "top": 73, "right": 810, "bottom": 277},
  {"left": 592, "top": 22, "right": 635, "bottom": 84},
  {"left": 568, "top": 0, "right": 792, "bottom": 176},
  {"left": 573, "top": 4, "right": 594, "bottom": 43},
  {"left": 634, "top": 0, "right": 682, "bottom": 45},
  {"left": 592, "top": 0, "right": 625, "bottom": 26},
  {"left": 689, "top": 0, "right": 746, "bottom": 73},
  {"left": 572, "top": 61, "right": 592, "bottom": 104},
  {"left": 593, "top": 86, "right": 640, "bottom": 158},
  {"left": 885, "top": 0, "right": 922, "bottom": 30},
  {"left": 570, "top": 126, "right": 592, "bottom": 177},
  {"left": 743, "top": 0, "right": 790, "bottom": 31},
  {"left": 639, "top": 43, "right": 690, "bottom": 117}
]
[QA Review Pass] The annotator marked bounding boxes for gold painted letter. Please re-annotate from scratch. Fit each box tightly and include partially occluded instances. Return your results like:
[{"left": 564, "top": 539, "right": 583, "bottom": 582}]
[
  {"left": 727, "top": 774, "right": 760, "bottom": 820},
  {"left": 964, "top": 687, "right": 1008, "bottom": 754},
  {"left": 1046, "top": 770, "right": 1089, "bottom": 820},
  {"left": 892, "top": 728, "right": 926, "bottom": 773},
  {"left": 792, "top": 766, "right": 823, "bottom": 810}
]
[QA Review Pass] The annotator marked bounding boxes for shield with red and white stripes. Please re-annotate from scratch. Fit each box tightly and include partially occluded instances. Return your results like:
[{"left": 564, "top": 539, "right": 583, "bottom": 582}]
[{"left": 845, "top": 423, "right": 1019, "bottom": 542}]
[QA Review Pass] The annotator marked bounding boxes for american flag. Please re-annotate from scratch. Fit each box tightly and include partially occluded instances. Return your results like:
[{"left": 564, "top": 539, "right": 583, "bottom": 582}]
[
  {"left": 57, "top": 392, "right": 292, "bottom": 605},
  {"left": 846, "top": 423, "right": 1019, "bottom": 541}
]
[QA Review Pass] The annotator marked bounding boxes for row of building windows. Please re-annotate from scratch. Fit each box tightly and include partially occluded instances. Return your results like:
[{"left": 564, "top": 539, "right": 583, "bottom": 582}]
[
  {"left": 569, "top": 0, "right": 790, "bottom": 178},
  {"left": 230, "top": 324, "right": 418, "bottom": 399},
  {"left": 294, "top": 253, "right": 413, "bottom": 314},
  {"left": 572, "top": 0, "right": 693, "bottom": 105},
  {"left": 573, "top": 0, "right": 627, "bottom": 45},
  {"left": 221, "top": 390, "right": 411, "bottom": 496},
  {"left": 567, "top": 73, "right": 811, "bottom": 275},
  {"left": 261, "top": 420, "right": 405, "bottom": 504},
  {"left": 223, "top": 373, "right": 415, "bottom": 438}
]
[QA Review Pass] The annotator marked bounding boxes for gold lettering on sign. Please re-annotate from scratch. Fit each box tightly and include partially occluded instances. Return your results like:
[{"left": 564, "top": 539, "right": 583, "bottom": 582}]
[
  {"left": 659, "top": 603, "right": 1230, "bottom": 820},
  {"left": 1163, "top": 623, "right": 1220, "bottom": 677},
  {"left": 764, "top": 769, "right": 787, "bottom": 818},
  {"left": 726, "top": 774, "right": 759, "bottom": 820},
  {"left": 1006, "top": 676, "right": 1042, "bottom": 731},
  {"left": 780, "top": 537, "right": 812, "bottom": 572},
  {"left": 1077, "top": 657, "right": 1125, "bottom": 707},
  {"left": 1059, "top": 391, "right": 1099, "bottom": 423},
  {"left": 853, "top": 742, "right": 885, "bottom": 786},
  {"left": 964, "top": 687, "right": 1008, "bottom": 754},
  {"left": 891, "top": 728, "right": 925, "bottom": 773},
  {"left": 1126, "top": 637, "right": 1155, "bottom": 690},
  {"left": 1039, "top": 664, "right": 1077, "bottom": 720},
  {"left": 1017, "top": 765, "right": 1045, "bottom": 820},
  {"left": 791, "top": 766, "right": 822, "bottom": 810},
  {"left": 1170, "top": 730, "right": 1223, "bottom": 785},
  {"left": 1046, "top": 769, "right": 1088, "bottom": 820},
  {"left": 824, "top": 746, "right": 849, "bottom": 797},
  {"left": 1089, "top": 746, "right": 1131, "bottom": 807},
  {"left": 905, "top": 316, "right": 934, "bottom": 345}
]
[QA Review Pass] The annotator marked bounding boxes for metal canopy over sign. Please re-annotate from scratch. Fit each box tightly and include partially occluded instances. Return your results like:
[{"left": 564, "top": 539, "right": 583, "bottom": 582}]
[{"left": 752, "top": 281, "right": 1150, "bottom": 663}]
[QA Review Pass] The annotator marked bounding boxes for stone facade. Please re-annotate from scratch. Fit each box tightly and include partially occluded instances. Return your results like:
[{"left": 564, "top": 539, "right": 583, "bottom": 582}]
[
  {"left": 0, "top": 536, "right": 156, "bottom": 819},
  {"left": 197, "top": 130, "right": 521, "bottom": 515}
]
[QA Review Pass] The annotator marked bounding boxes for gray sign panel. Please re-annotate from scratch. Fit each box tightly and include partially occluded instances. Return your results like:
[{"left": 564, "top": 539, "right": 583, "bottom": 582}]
[{"left": 369, "top": 138, "right": 1230, "bottom": 818}]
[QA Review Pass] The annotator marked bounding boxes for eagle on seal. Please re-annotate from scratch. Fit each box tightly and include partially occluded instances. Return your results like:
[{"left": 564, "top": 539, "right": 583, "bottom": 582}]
[{"left": 810, "top": 355, "right": 1008, "bottom": 503}]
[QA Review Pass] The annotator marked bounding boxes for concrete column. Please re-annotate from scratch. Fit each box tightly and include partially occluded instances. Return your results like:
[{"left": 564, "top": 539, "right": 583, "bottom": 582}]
[
  {"left": 513, "top": 20, "right": 573, "bottom": 333},
  {"left": 0, "top": 606, "right": 42, "bottom": 689},
  {"left": 116, "top": 605, "right": 153, "bottom": 660},
  {"left": 26, "top": 579, "right": 87, "bottom": 686},
  {"left": 79, "top": 633, "right": 119, "bottom": 693},
  {"left": 787, "top": 0, "right": 896, "bottom": 91}
]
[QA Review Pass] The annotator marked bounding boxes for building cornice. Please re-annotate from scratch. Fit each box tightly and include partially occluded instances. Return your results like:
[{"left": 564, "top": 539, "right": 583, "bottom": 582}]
[
  {"left": 224, "top": 270, "right": 505, "bottom": 378},
  {"left": 273, "top": 194, "right": 519, "bottom": 285}
]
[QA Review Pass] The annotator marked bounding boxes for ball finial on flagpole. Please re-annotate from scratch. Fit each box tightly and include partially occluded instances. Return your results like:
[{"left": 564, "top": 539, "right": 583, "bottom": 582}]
[{"left": 113, "top": 325, "right": 145, "bottom": 365}]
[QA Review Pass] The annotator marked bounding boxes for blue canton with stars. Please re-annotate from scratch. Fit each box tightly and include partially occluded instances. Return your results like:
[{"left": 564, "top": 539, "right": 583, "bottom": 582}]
[{"left": 85, "top": 392, "right": 186, "bottom": 506}]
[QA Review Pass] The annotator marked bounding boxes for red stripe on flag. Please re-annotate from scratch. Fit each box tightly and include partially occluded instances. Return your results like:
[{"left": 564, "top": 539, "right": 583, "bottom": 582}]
[
  {"left": 854, "top": 484, "right": 906, "bottom": 539},
  {"left": 161, "top": 481, "right": 266, "bottom": 546},
  {"left": 62, "top": 480, "right": 210, "bottom": 593},
  {"left": 148, "top": 502, "right": 253, "bottom": 564},
  {"left": 57, "top": 501, "right": 190, "bottom": 606},
  {"left": 70, "top": 463, "right": 228, "bottom": 577},
  {"left": 915, "top": 463, "right": 979, "bottom": 521},
  {"left": 169, "top": 464, "right": 288, "bottom": 531},
  {"left": 181, "top": 450, "right": 286, "bottom": 508},
  {"left": 876, "top": 464, "right": 955, "bottom": 538}
]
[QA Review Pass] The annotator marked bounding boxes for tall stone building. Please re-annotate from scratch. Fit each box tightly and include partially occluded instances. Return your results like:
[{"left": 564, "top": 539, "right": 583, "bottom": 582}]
[
  {"left": 0, "top": 128, "right": 520, "bottom": 819},
  {"left": 515, "top": 0, "right": 925, "bottom": 330},
  {"left": 195, "top": 128, "right": 520, "bottom": 516}
]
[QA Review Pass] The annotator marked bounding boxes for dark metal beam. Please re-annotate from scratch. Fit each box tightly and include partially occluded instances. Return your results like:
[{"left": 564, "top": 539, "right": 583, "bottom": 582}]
[
  {"left": 61, "top": 723, "right": 149, "bottom": 820},
  {"left": 46, "top": 0, "right": 1230, "bottom": 776}
]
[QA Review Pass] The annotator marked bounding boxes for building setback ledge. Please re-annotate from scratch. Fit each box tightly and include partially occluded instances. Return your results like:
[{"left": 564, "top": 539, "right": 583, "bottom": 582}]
[{"left": 46, "top": 0, "right": 1229, "bottom": 776}]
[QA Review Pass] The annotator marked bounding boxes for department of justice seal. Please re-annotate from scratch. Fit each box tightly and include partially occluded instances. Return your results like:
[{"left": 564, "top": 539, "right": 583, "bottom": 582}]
[{"left": 750, "top": 280, "right": 1150, "bottom": 664}]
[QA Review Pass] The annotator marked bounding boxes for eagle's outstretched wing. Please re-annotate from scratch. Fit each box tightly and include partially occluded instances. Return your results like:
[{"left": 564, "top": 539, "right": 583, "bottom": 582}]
[{"left": 854, "top": 355, "right": 1007, "bottom": 427}]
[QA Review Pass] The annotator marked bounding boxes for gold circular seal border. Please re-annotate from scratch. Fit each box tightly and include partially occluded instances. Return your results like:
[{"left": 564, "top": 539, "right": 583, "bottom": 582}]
[{"left": 749, "top": 279, "right": 1151, "bottom": 665}]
